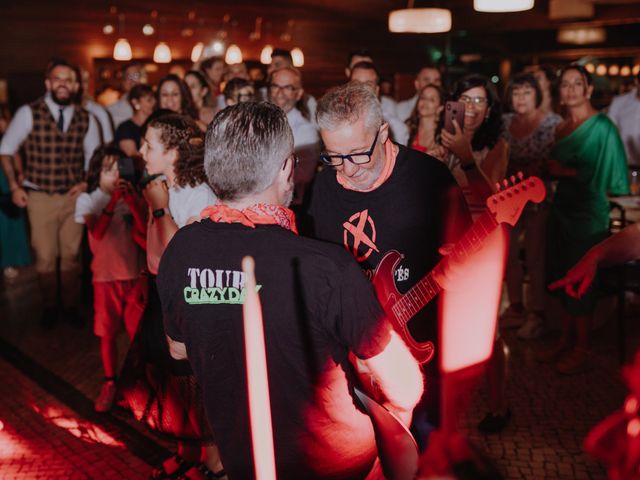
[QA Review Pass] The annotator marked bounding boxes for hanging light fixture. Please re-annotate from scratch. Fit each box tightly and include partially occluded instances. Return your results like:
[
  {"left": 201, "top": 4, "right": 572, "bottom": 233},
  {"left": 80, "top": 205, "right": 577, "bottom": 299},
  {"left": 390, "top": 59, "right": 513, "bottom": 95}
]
[
  {"left": 142, "top": 24, "right": 155, "bottom": 36},
  {"left": 608, "top": 65, "right": 620, "bottom": 76},
  {"left": 113, "top": 38, "right": 132, "bottom": 61},
  {"left": 260, "top": 45, "right": 273, "bottom": 64},
  {"left": 291, "top": 47, "right": 304, "bottom": 67},
  {"left": 113, "top": 14, "right": 132, "bottom": 61},
  {"left": 225, "top": 44, "right": 243, "bottom": 64},
  {"left": 389, "top": 7, "right": 452, "bottom": 33},
  {"left": 620, "top": 66, "right": 631, "bottom": 77},
  {"left": 474, "top": 0, "right": 534, "bottom": 13},
  {"left": 557, "top": 27, "right": 605, "bottom": 45},
  {"left": 153, "top": 42, "right": 172, "bottom": 63},
  {"left": 191, "top": 42, "right": 204, "bottom": 63},
  {"left": 595, "top": 64, "right": 607, "bottom": 76}
]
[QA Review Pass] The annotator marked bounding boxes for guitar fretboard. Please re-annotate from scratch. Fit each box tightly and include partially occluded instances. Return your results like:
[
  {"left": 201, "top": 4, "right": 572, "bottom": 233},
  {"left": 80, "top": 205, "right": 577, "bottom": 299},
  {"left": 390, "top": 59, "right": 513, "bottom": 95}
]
[{"left": 390, "top": 212, "right": 498, "bottom": 326}]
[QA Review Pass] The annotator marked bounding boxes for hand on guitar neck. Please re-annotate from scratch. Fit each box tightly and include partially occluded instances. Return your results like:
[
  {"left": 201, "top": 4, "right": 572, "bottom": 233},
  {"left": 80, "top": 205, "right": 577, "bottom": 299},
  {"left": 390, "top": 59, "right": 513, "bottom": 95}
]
[{"left": 431, "top": 243, "right": 468, "bottom": 291}]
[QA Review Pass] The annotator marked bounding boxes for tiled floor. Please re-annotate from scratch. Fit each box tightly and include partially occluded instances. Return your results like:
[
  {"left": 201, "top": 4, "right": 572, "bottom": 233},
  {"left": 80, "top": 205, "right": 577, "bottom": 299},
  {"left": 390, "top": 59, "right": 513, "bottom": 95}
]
[{"left": 1, "top": 267, "right": 637, "bottom": 479}]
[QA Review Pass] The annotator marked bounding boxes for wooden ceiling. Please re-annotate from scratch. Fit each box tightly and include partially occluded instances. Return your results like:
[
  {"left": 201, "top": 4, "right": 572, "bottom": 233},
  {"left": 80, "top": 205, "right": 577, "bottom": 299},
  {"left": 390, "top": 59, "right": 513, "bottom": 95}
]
[{"left": 1, "top": 0, "right": 639, "bottom": 98}]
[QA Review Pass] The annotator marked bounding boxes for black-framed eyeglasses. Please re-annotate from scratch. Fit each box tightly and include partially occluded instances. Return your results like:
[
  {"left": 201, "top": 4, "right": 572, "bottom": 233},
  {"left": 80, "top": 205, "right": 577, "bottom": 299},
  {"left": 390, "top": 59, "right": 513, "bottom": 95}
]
[
  {"left": 320, "top": 130, "right": 379, "bottom": 167},
  {"left": 459, "top": 94, "right": 488, "bottom": 105}
]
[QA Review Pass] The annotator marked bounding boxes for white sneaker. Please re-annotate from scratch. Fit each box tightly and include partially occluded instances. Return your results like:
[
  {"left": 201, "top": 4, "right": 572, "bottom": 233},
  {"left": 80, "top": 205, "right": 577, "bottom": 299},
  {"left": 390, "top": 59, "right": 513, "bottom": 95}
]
[
  {"left": 517, "top": 313, "right": 545, "bottom": 340},
  {"left": 500, "top": 305, "right": 525, "bottom": 329},
  {"left": 95, "top": 381, "right": 117, "bottom": 413}
]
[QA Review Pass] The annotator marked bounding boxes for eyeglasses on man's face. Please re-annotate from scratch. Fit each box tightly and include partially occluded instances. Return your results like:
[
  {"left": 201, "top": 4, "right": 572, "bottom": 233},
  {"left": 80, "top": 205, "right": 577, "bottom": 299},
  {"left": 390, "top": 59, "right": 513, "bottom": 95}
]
[
  {"left": 269, "top": 83, "right": 299, "bottom": 95},
  {"left": 320, "top": 130, "right": 380, "bottom": 167},
  {"left": 459, "top": 94, "right": 488, "bottom": 105}
]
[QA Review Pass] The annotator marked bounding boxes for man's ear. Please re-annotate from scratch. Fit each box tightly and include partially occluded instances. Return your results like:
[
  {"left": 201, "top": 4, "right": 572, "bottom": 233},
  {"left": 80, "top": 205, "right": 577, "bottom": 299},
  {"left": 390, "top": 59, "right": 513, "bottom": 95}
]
[
  {"left": 295, "top": 87, "right": 304, "bottom": 102},
  {"left": 45, "top": 78, "right": 52, "bottom": 92},
  {"left": 379, "top": 122, "right": 390, "bottom": 144},
  {"left": 345, "top": 68, "right": 351, "bottom": 79}
]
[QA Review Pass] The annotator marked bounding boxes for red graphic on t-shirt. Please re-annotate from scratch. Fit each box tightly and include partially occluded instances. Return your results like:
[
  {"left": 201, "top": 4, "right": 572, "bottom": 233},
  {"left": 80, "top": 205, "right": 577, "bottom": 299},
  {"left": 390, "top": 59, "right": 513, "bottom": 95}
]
[{"left": 343, "top": 209, "right": 379, "bottom": 262}]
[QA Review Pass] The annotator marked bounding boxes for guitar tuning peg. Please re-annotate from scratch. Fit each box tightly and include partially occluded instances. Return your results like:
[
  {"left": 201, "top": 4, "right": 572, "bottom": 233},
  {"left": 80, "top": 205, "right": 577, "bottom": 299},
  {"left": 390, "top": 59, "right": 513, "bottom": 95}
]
[
  {"left": 517, "top": 171, "right": 524, "bottom": 181},
  {"left": 510, "top": 175, "right": 516, "bottom": 185},
  {"left": 495, "top": 182, "right": 501, "bottom": 191},
  {"left": 502, "top": 179, "right": 509, "bottom": 189}
]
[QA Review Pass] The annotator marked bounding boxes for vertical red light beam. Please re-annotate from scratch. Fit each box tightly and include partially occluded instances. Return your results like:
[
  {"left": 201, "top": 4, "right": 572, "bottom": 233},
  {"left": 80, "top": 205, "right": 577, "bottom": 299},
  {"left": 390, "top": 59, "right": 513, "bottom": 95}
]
[
  {"left": 242, "top": 256, "right": 277, "bottom": 480},
  {"left": 439, "top": 226, "right": 508, "bottom": 431}
]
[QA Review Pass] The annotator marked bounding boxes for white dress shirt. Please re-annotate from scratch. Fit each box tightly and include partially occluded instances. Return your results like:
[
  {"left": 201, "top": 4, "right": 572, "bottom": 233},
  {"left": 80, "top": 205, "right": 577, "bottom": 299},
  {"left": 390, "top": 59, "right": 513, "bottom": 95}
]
[
  {"left": 396, "top": 94, "right": 418, "bottom": 122},
  {"left": 0, "top": 93, "right": 101, "bottom": 173},
  {"left": 107, "top": 95, "right": 133, "bottom": 130},
  {"left": 608, "top": 89, "right": 640, "bottom": 167},
  {"left": 286, "top": 107, "right": 319, "bottom": 148},
  {"left": 85, "top": 99, "right": 114, "bottom": 144}
]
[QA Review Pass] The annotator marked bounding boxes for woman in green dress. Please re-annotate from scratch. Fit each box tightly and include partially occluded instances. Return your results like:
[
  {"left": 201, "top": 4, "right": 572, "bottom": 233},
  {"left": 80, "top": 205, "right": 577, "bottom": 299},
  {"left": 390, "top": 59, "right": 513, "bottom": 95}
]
[
  {"left": 542, "top": 65, "right": 629, "bottom": 374},
  {"left": 0, "top": 107, "right": 31, "bottom": 279}
]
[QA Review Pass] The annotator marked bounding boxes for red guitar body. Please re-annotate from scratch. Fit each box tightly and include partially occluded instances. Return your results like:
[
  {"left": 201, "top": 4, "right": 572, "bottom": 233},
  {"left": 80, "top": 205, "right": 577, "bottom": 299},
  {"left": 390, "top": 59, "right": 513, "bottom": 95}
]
[
  {"left": 372, "top": 250, "right": 435, "bottom": 364},
  {"left": 370, "top": 175, "right": 546, "bottom": 365}
]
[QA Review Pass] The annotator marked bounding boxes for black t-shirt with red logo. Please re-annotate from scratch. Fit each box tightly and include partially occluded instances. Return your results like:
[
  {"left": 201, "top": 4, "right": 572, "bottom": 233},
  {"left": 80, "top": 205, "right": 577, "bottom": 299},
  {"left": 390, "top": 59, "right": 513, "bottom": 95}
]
[
  {"left": 308, "top": 144, "right": 471, "bottom": 353},
  {"left": 158, "top": 220, "right": 391, "bottom": 479}
]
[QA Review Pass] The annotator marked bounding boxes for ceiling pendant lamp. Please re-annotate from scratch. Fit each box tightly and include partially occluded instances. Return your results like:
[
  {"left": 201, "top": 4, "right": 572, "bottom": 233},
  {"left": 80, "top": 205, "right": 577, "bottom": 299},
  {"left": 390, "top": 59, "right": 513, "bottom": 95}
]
[
  {"left": 225, "top": 44, "right": 243, "bottom": 64},
  {"left": 191, "top": 42, "right": 204, "bottom": 63},
  {"left": 260, "top": 45, "right": 273, "bottom": 65},
  {"left": 153, "top": 41, "right": 172, "bottom": 63},
  {"left": 474, "top": 0, "right": 534, "bottom": 13},
  {"left": 291, "top": 47, "right": 304, "bottom": 67},
  {"left": 113, "top": 38, "right": 132, "bottom": 61},
  {"left": 388, "top": 3, "right": 452, "bottom": 33}
]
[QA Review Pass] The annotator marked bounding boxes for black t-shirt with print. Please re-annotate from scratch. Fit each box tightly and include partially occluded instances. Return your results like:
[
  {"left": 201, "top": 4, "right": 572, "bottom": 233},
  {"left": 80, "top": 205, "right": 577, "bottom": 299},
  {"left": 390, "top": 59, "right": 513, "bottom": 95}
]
[
  {"left": 157, "top": 220, "right": 391, "bottom": 479},
  {"left": 308, "top": 144, "right": 471, "bottom": 354}
]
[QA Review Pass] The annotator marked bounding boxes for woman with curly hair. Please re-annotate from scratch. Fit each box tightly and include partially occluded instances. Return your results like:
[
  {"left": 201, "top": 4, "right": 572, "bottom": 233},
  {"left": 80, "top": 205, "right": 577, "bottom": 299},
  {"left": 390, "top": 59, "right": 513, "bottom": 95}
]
[
  {"left": 406, "top": 84, "right": 445, "bottom": 155},
  {"left": 118, "top": 113, "right": 222, "bottom": 479}
]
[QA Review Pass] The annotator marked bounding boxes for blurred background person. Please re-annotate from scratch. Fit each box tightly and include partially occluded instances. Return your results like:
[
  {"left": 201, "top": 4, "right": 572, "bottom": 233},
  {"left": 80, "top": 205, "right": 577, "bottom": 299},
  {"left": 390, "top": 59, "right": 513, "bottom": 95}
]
[
  {"left": 406, "top": 84, "right": 445, "bottom": 155},
  {"left": 114, "top": 84, "right": 155, "bottom": 158},
  {"left": 222, "top": 78, "right": 255, "bottom": 107},
  {"left": 185, "top": 70, "right": 215, "bottom": 126},
  {"left": 608, "top": 71, "right": 640, "bottom": 168},
  {"left": 107, "top": 61, "right": 147, "bottom": 129},
  {"left": 155, "top": 74, "right": 203, "bottom": 131},
  {"left": 397, "top": 65, "right": 443, "bottom": 122},
  {"left": 500, "top": 73, "right": 562, "bottom": 339}
]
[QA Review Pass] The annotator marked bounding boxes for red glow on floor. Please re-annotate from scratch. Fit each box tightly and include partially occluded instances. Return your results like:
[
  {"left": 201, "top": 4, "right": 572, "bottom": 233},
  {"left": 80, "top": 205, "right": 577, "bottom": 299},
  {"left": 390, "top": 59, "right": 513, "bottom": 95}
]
[
  {"left": 440, "top": 226, "right": 508, "bottom": 373},
  {"left": 31, "top": 403, "right": 124, "bottom": 448}
]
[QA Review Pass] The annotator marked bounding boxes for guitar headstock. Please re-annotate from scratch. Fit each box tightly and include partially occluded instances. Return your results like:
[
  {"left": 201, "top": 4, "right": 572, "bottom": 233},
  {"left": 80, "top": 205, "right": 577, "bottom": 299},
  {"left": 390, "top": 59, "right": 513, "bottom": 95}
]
[{"left": 486, "top": 173, "right": 546, "bottom": 226}]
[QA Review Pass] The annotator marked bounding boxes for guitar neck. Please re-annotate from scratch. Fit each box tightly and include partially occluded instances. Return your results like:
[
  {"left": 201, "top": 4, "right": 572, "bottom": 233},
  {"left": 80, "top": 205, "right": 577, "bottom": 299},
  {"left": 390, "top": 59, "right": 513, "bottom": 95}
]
[{"left": 391, "top": 211, "right": 498, "bottom": 325}]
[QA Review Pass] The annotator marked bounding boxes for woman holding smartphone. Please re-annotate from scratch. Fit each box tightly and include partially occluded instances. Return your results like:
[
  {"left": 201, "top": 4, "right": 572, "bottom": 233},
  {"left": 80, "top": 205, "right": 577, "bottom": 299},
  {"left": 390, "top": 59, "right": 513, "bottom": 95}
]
[
  {"left": 439, "top": 74, "right": 508, "bottom": 218},
  {"left": 437, "top": 74, "right": 510, "bottom": 436}
]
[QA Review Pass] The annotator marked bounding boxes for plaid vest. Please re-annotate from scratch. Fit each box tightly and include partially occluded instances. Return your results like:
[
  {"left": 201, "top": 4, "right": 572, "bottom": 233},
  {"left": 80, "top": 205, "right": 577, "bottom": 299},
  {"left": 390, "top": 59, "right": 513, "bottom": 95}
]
[{"left": 23, "top": 97, "right": 89, "bottom": 193}]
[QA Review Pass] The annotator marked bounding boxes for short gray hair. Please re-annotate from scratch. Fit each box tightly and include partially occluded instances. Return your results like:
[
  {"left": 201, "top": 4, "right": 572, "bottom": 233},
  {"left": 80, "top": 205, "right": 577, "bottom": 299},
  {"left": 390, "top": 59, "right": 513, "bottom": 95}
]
[
  {"left": 204, "top": 102, "right": 294, "bottom": 201},
  {"left": 316, "top": 82, "right": 383, "bottom": 132}
]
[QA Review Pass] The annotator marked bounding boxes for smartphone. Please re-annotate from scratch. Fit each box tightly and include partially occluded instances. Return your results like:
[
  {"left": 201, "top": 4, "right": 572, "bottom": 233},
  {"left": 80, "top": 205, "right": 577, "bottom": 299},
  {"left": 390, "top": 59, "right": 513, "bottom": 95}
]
[
  {"left": 117, "top": 156, "right": 139, "bottom": 185},
  {"left": 444, "top": 101, "right": 465, "bottom": 134}
]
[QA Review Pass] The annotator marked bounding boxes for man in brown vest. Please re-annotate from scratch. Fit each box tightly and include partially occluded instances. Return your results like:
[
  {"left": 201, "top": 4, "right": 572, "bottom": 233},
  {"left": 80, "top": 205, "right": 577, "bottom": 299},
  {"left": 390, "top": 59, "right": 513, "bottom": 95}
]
[{"left": 1, "top": 59, "right": 101, "bottom": 328}]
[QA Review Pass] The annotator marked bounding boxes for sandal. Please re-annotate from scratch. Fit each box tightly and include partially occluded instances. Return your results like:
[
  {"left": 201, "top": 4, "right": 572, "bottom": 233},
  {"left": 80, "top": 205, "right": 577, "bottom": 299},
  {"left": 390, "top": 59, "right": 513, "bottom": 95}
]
[
  {"left": 149, "top": 454, "right": 193, "bottom": 480},
  {"left": 177, "top": 463, "right": 227, "bottom": 480},
  {"left": 556, "top": 347, "right": 592, "bottom": 375}
]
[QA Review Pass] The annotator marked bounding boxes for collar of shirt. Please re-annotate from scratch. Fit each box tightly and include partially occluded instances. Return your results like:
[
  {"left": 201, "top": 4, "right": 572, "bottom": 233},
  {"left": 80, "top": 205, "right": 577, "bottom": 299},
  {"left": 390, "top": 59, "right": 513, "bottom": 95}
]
[
  {"left": 286, "top": 107, "right": 306, "bottom": 126},
  {"left": 44, "top": 92, "right": 75, "bottom": 131}
]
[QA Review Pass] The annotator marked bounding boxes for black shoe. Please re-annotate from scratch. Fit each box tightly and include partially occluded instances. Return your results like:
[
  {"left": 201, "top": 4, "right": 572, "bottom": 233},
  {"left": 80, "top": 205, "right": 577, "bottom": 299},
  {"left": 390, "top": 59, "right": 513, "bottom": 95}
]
[
  {"left": 478, "top": 409, "right": 511, "bottom": 434},
  {"left": 39, "top": 306, "right": 58, "bottom": 330},
  {"left": 63, "top": 307, "right": 85, "bottom": 329}
]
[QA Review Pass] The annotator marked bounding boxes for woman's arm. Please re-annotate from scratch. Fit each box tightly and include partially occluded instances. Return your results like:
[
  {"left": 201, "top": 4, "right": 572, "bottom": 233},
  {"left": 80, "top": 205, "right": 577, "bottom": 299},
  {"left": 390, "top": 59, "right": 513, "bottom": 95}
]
[
  {"left": 118, "top": 139, "right": 140, "bottom": 158},
  {"left": 143, "top": 179, "right": 179, "bottom": 274}
]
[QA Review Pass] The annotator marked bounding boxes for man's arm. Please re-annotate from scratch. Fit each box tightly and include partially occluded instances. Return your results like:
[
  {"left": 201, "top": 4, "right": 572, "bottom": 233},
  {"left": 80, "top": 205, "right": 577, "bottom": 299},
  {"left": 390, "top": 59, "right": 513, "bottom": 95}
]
[{"left": 356, "top": 331, "right": 424, "bottom": 427}]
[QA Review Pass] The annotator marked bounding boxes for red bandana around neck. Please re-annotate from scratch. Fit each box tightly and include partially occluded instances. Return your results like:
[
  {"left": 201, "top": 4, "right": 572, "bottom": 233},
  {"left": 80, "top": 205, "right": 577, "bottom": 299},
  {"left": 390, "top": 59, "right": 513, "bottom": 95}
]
[{"left": 201, "top": 203, "right": 298, "bottom": 234}]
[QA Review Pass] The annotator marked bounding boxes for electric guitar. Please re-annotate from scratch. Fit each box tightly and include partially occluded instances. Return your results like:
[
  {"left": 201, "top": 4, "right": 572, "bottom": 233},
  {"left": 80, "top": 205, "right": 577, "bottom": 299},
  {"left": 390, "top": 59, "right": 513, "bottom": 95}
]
[{"left": 371, "top": 174, "right": 546, "bottom": 364}]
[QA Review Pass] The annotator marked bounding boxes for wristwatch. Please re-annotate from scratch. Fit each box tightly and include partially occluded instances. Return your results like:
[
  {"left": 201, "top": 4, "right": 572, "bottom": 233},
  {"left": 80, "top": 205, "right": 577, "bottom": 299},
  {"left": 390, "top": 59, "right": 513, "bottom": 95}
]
[{"left": 152, "top": 207, "right": 170, "bottom": 219}]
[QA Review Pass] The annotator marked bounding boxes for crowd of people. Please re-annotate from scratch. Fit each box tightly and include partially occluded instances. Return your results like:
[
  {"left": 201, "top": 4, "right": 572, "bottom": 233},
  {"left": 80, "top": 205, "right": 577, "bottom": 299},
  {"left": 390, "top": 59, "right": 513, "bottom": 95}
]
[{"left": 0, "top": 46, "right": 637, "bottom": 478}]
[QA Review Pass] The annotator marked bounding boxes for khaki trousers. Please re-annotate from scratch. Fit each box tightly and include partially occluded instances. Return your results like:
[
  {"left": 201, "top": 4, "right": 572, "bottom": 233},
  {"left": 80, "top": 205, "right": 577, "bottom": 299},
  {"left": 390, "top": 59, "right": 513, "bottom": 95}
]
[{"left": 26, "top": 190, "right": 83, "bottom": 307}]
